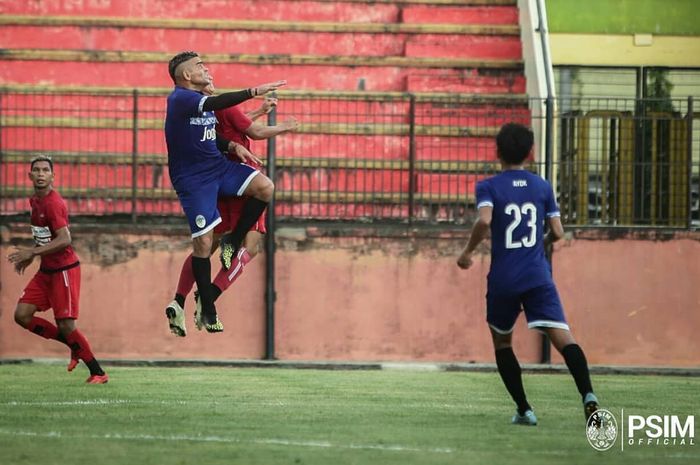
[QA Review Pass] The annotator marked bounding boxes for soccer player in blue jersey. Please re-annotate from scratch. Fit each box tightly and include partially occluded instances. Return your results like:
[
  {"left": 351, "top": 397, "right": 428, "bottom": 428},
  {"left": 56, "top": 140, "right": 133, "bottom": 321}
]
[
  {"left": 457, "top": 123, "right": 599, "bottom": 426},
  {"left": 165, "top": 51, "right": 285, "bottom": 333}
]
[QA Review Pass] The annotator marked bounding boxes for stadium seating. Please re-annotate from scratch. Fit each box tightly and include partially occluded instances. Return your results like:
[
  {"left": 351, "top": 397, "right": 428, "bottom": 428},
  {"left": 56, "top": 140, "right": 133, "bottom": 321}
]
[{"left": 0, "top": 0, "right": 529, "bottom": 222}]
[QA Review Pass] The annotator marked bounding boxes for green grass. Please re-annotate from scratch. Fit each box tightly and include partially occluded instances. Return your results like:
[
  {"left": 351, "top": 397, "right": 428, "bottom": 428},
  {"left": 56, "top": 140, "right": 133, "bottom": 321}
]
[
  {"left": 546, "top": 0, "right": 700, "bottom": 35},
  {"left": 0, "top": 364, "right": 698, "bottom": 465}
]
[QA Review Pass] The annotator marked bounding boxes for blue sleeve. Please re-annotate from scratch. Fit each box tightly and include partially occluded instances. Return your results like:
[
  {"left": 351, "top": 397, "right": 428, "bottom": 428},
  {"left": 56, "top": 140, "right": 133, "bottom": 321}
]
[
  {"left": 171, "top": 89, "right": 208, "bottom": 118},
  {"left": 544, "top": 181, "right": 560, "bottom": 218},
  {"left": 476, "top": 180, "right": 493, "bottom": 209}
]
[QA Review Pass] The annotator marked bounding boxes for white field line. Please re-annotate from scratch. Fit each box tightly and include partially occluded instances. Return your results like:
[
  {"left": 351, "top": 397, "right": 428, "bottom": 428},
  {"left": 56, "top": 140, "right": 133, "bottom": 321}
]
[
  {"left": 0, "top": 399, "right": 185, "bottom": 406},
  {"left": 2, "top": 429, "right": 696, "bottom": 458},
  {"left": 0, "top": 429, "right": 454, "bottom": 454},
  {"left": 0, "top": 399, "right": 474, "bottom": 410}
]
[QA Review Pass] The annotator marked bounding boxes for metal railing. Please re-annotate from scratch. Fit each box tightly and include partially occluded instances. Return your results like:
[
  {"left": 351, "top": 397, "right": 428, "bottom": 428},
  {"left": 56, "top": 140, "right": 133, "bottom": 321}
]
[{"left": 0, "top": 89, "right": 697, "bottom": 229}]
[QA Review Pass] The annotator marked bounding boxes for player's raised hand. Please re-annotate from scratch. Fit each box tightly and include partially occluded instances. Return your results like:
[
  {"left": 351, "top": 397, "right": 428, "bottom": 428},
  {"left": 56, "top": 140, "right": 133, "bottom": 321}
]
[
  {"left": 282, "top": 116, "right": 300, "bottom": 132},
  {"left": 260, "top": 96, "right": 278, "bottom": 114},
  {"left": 254, "top": 80, "right": 287, "bottom": 96}
]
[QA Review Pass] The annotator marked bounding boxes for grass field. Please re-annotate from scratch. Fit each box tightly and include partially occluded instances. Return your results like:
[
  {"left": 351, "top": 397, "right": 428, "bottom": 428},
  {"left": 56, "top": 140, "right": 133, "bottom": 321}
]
[{"left": 0, "top": 363, "right": 698, "bottom": 465}]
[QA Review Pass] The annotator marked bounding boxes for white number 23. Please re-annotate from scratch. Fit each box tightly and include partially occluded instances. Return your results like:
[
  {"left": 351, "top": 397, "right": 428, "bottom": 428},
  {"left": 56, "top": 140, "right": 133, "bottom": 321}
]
[{"left": 504, "top": 202, "right": 537, "bottom": 249}]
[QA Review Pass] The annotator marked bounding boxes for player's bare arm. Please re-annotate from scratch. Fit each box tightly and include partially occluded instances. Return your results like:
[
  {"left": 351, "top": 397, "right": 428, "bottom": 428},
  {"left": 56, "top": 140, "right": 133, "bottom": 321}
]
[
  {"left": 246, "top": 96, "right": 278, "bottom": 121},
  {"left": 229, "top": 141, "right": 262, "bottom": 165},
  {"left": 457, "top": 206, "right": 492, "bottom": 269},
  {"left": 246, "top": 116, "right": 299, "bottom": 140},
  {"left": 8, "top": 226, "right": 72, "bottom": 270},
  {"left": 543, "top": 215, "right": 565, "bottom": 249}
]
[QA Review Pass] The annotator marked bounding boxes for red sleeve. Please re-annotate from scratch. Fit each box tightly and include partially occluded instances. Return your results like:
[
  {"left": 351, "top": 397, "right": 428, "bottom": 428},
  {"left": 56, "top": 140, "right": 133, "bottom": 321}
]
[
  {"left": 47, "top": 195, "right": 69, "bottom": 232},
  {"left": 218, "top": 106, "right": 253, "bottom": 135}
]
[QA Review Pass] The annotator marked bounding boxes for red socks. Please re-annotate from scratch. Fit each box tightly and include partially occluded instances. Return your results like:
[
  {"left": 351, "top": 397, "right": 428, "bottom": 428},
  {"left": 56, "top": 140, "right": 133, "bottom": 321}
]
[
  {"left": 177, "top": 248, "right": 253, "bottom": 301},
  {"left": 176, "top": 253, "right": 195, "bottom": 297},
  {"left": 213, "top": 248, "right": 252, "bottom": 293},
  {"left": 65, "top": 329, "right": 96, "bottom": 363},
  {"left": 27, "top": 317, "right": 60, "bottom": 340}
]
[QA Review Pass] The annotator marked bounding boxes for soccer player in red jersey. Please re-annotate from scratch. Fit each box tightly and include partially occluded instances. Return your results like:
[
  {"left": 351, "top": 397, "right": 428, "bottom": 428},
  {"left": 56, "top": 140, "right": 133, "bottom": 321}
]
[
  {"left": 166, "top": 84, "right": 298, "bottom": 334},
  {"left": 8, "top": 156, "right": 109, "bottom": 384}
]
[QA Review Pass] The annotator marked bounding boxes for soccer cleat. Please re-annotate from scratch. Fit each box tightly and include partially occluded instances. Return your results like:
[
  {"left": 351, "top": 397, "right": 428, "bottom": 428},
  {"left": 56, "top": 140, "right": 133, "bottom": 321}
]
[
  {"left": 165, "top": 300, "right": 187, "bottom": 337},
  {"left": 512, "top": 409, "right": 538, "bottom": 426},
  {"left": 584, "top": 392, "right": 600, "bottom": 425},
  {"left": 219, "top": 234, "right": 236, "bottom": 270},
  {"left": 67, "top": 352, "right": 79, "bottom": 372},
  {"left": 86, "top": 373, "right": 109, "bottom": 384},
  {"left": 193, "top": 291, "right": 204, "bottom": 331},
  {"left": 202, "top": 311, "right": 224, "bottom": 333},
  {"left": 194, "top": 291, "right": 223, "bottom": 333},
  {"left": 204, "top": 319, "right": 224, "bottom": 333}
]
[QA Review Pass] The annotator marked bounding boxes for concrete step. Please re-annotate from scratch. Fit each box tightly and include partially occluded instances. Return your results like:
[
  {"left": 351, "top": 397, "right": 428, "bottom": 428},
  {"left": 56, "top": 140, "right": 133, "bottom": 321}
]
[
  {"left": 406, "top": 69, "right": 525, "bottom": 93},
  {"left": 0, "top": 51, "right": 522, "bottom": 91},
  {"left": 0, "top": 15, "right": 520, "bottom": 35},
  {"left": 405, "top": 34, "right": 521, "bottom": 60},
  {"left": 401, "top": 4, "right": 518, "bottom": 24},
  {"left": 3, "top": 0, "right": 516, "bottom": 23},
  {"left": 0, "top": 26, "right": 520, "bottom": 59}
]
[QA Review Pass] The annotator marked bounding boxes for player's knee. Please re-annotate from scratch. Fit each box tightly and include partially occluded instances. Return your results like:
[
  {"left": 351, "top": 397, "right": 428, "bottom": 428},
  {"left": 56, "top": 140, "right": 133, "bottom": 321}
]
[
  {"left": 492, "top": 339, "right": 512, "bottom": 351},
  {"left": 248, "top": 175, "right": 274, "bottom": 202},
  {"left": 193, "top": 233, "right": 213, "bottom": 258},
  {"left": 13, "top": 307, "right": 31, "bottom": 328},
  {"left": 490, "top": 331, "right": 512, "bottom": 350},
  {"left": 259, "top": 176, "right": 274, "bottom": 202},
  {"left": 56, "top": 319, "right": 75, "bottom": 336}
]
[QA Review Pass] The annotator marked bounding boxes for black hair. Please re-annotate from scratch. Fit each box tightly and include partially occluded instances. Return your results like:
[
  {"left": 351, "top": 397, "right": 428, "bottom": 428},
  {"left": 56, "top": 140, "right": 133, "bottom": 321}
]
[
  {"left": 496, "top": 123, "right": 534, "bottom": 165},
  {"left": 168, "top": 51, "right": 199, "bottom": 84},
  {"left": 30, "top": 155, "right": 53, "bottom": 172}
]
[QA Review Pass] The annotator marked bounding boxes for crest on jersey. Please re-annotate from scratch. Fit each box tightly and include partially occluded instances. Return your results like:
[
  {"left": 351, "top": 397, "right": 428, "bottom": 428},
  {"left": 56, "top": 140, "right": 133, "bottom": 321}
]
[
  {"left": 586, "top": 409, "right": 618, "bottom": 451},
  {"left": 195, "top": 215, "right": 206, "bottom": 229}
]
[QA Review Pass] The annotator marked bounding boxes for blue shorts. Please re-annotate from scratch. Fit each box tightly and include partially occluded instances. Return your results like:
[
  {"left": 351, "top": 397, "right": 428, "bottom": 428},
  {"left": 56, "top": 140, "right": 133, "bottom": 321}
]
[
  {"left": 175, "top": 161, "right": 259, "bottom": 237},
  {"left": 486, "top": 283, "right": 569, "bottom": 334}
]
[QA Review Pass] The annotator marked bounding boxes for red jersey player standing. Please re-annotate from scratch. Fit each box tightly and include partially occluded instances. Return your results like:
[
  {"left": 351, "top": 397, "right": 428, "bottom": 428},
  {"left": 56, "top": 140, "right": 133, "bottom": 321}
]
[
  {"left": 166, "top": 85, "right": 298, "bottom": 335},
  {"left": 8, "top": 156, "right": 108, "bottom": 384}
]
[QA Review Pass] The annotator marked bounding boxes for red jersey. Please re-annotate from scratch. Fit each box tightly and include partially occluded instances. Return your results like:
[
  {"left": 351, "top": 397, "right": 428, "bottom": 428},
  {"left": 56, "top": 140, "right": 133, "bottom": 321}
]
[
  {"left": 30, "top": 189, "right": 79, "bottom": 271},
  {"left": 215, "top": 106, "right": 253, "bottom": 153}
]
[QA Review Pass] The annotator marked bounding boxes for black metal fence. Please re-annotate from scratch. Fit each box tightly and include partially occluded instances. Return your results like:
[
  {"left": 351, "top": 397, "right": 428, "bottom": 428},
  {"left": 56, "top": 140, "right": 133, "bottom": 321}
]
[{"left": 1, "top": 88, "right": 698, "bottom": 228}]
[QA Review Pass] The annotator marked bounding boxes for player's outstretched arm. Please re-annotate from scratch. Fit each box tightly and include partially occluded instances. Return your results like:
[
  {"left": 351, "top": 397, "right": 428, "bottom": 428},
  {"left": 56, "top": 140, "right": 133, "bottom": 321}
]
[
  {"left": 457, "top": 206, "right": 492, "bottom": 269},
  {"left": 252, "top": 80, "right": 287, "bottom": 96},
  {"left": 247, "top": 96, "right": 278, "bottom": 121},
  {"left": 247, "top": 117, "right": 299, "bottom": 140},
  {"left": 202, "top": 81, "right": 287, "bottom": 113}
]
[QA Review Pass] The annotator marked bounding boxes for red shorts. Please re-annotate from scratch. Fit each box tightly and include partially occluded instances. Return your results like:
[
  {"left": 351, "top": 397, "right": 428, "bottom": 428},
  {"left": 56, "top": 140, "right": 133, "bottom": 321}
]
[
  {"left": 214, "top": 196, "right": 267, "bottom": 235},
  {"left": 18, "top": 266, "right": 81, "bottom": 320}
]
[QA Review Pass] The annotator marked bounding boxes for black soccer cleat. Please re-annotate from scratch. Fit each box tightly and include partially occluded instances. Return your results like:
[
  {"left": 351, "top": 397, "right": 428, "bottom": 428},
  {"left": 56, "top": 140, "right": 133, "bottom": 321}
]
[
  {"left": 219, "top": 234, "right": 237, "bottom": 270},
  {"left": 584, "top": 392, "right": 600, "bottom": 426},
  {"left": 194, "top": 291, "right": 223, "bottom": 333}
]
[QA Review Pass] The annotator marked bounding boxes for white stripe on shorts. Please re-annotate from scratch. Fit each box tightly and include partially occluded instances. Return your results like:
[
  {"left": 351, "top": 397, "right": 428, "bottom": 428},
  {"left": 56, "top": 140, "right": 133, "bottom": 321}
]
[
  {"left": 237, "top": 170, "right": 260, "bottom": 196},
  {"left": 527, "top": 320, "right": 570, "bottom": 331},
  {"left": 191, "top": 216, "right": 222, "bottom": 239}
]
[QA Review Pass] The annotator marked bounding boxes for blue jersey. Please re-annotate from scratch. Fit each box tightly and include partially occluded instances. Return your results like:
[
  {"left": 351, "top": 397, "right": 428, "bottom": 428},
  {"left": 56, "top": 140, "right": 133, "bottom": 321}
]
[
  {"left": 164, "top": 86, "right": 223, "bottom": 190},
  {"left": 476, "top": 170, "right": 560, "bottom": 295}
]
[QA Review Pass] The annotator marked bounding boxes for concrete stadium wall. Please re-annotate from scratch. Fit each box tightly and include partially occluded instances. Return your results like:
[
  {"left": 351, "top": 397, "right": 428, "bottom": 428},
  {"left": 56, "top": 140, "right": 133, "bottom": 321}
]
[{"left": 1, "top": 227, "right": 698, "bottom": 367}]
